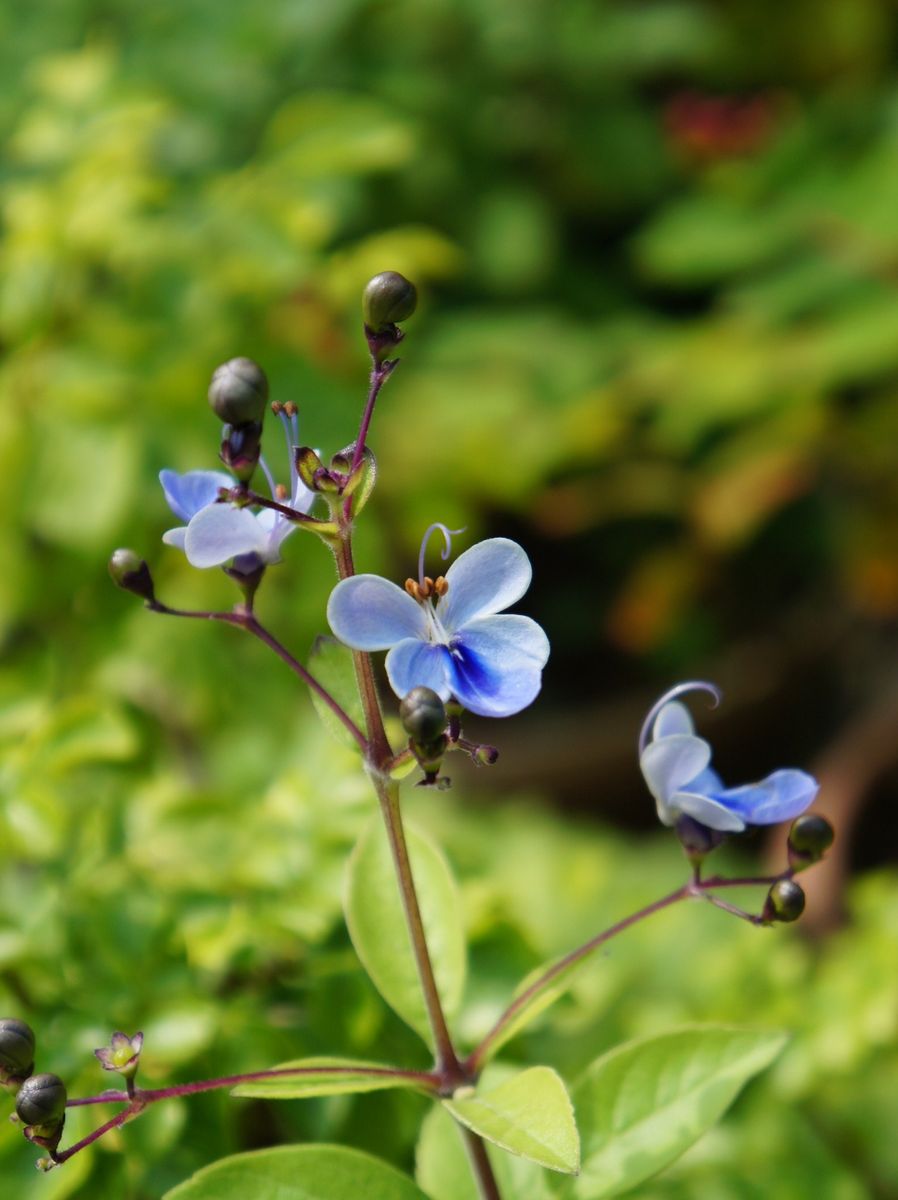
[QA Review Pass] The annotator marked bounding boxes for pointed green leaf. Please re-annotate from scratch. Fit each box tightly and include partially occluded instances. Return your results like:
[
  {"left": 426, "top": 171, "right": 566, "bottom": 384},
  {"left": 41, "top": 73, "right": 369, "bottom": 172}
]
[
  {"left": 417, "top": 1101, "right": 556, "bottom": 1200},
  {"left": 344, "top": 817, "right": 466, "bottom": 1047},
  {"left": 230, "top": 1057, "right": 429, "bottom": 1100},
  {"left": 555, "top": 1026, "right": 788, "bottom": 1198},
  {"left": 164, "top": 1144, "right": 430, "bottom": 1200},
  {"left": 307, "top": 636, "right": 366, "bottom": 751},
  {"left": 444, "top": 1066, "right": 579, "bottom": 1175}
]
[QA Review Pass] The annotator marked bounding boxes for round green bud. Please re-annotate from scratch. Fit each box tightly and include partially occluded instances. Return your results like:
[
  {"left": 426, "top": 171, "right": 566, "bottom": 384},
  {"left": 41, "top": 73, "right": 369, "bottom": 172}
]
[
  {"left": 208, "top": 357, "right": 269, "bottom": 425},
  {"left": 400, "top": 686, "right": 447, "bottom": 744},
  {"left": 15, "top": 1073, "right": 67, "bottom": 1128},
  {"left": 362, "top": 272, "right": 417, "bottom": 330},
  {"left": 788, "top": 814, "right": 834, "bottom": 862},
  {"left": 0, "top": 1018, "right": 35, "bottom": 1078},
  {"left": 763, "top": 879, "right": 806, "bottom": 924},
  {"left": 108, "top": 549, "right": 155, "bottom": 602}
]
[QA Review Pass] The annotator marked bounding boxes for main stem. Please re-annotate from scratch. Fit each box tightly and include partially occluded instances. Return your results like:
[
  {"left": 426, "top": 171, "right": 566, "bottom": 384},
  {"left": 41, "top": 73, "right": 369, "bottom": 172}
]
[{"left": 333, "top": 524, "right": 501, "bottom": 1199}]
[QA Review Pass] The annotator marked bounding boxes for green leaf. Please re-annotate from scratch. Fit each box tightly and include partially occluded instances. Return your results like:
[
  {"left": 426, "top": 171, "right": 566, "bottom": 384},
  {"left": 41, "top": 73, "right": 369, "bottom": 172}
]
[
  {"left": 554, "top": 1026, "right": 788, "bottom": 1198},
  {"left": 164, "top": 1144, "right": 430, "bottom": 1200},
  {"left": 230, "top": 1057, "right": 427, "bottom": 1100},
  {"left": 307, "top": 636, "right": 366, "bottom": 751},
  {"left": 416, "top": 1101, "right": 556, "bottom": 1200},
  {"left": 444, "top": 1066, "right": 580, "bottom": 1175},
  {"left": 344, "top": 816, "right": 466, "bottom": 1047}
]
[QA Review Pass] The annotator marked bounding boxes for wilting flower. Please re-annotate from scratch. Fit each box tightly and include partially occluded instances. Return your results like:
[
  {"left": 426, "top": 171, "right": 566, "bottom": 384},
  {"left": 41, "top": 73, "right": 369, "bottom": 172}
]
[
  {"left": 639, "top": 682, "right": 819, "bottom": 833},
  {"left": 94, "top": 1031, "right": 143, "bottom": 1080},
  {"left": 327, "top": 526, "right": 549, "bottom": 718},
  {"left": 160, "top": 406, "right": 315, "bottom": 569}
]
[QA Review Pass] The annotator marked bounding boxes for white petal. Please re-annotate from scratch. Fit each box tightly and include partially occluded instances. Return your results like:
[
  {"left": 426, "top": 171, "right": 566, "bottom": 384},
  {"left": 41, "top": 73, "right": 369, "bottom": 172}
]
[
  {"left": 291, "top": 477, "right": 317, "bottom": 515},
  {"left": 159, "top": 469, "right": 233, "bottom": 522},
  {"left": 162, "top": 526, "right": 187, "bottom": 550},
  {"left": 438, "top": 538, "right": 532, "bottom": 630},
  {"left": 386, "top": 640, "right": 451, "bottom": 700},
  {"left": 640, "top": 734, "right": 711, "bottom": 808},
  {"left": 327, "top": 575, "right": 427, "bottom": 651},
  {"left": 653, "top": 701, "right": 695, "bottom": 740},
  {"left": 184, "top": 505, "right": 268, "bottom": 568},
  {"left": 671, "top": 790, "right": 746, "bottom": 833}
]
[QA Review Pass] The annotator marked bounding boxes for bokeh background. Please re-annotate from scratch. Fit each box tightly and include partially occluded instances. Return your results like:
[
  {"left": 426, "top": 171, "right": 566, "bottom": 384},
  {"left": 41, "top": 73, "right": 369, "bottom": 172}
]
[{"left": 2, "top": 1, "right": 898, "bottom": 1196}]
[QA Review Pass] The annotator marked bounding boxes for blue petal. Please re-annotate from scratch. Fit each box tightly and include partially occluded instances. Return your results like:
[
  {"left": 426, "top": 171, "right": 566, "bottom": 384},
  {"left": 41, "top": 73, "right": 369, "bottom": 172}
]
[
  {"left": 327, "top": 575, "right": 427, "bottom": 651},
  {"left": 184, "top": 504, "right": 268, "bottom": 568},
  {"left": 438, "top": 538, "right": 532, "bottom": 631},
  {"left": 653, "top": 701, "right": 695, "bottom": 739},
  {"left": 386, "top": 639, "right": 452, "bottom": 700},
  {"left": 640, "top": 734, "right": 712, "bottom": 824},
  {"left": 688, "top": 765, "right": 725, "bottom": 794},
  {"left": 443, "top": 616, "right": 548, "bottom": 717},
  {"left": 670, "top": 790, "right": 747, "bottom": 833},
  {"left": 160, "top": 469, "right": 233, "bottom": 522},
  {"left": 713, "top": 769, "right": 819, "bottom": 826}
]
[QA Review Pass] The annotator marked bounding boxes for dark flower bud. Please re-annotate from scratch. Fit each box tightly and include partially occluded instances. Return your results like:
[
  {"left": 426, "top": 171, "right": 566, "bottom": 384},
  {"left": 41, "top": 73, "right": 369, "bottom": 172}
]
[
  {"left": 788, "top": 814, "right": 834, "bottom": 871},
  {"left": 473, "top": 744, "right": 499, "bottom": 766},
  {"left": 108, "top": 550, "right": 155, "bottom": 602},
  {"left": 675, "top": 815, "right": 726, "bottom": 865},
  {"left": 208, "top": 357, "right": 269, "bottom": 425},
  {"left": 0, "top": 1018, "right": 35, "bottom": 1083},
  {"left": 15, "top": 1073, "right": 67, "bottom": 1130},
  {"left": 400, "top": 687, "right": 447, "bottom": 745},
  {"left": 362, "top": 271, "right": 417, "bottom": 331},
  {"left": 762, "top": 879, "right": 806, "bottom": 924},
  {"left": 220, "top": 420, "right": 263, "bottom": 483}
]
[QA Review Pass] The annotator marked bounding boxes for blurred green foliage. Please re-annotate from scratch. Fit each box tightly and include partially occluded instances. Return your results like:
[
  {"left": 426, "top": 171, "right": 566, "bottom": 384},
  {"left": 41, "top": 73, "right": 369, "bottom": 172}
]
[{"left": 3, "top": 0, "right": 898, "bottom": 1194}]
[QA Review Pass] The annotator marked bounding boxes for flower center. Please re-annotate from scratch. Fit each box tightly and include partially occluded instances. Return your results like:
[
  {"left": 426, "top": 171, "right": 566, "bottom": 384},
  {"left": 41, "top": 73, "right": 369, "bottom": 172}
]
[{"left": 403, "top": 577, "right": 452, "bottom": 644}]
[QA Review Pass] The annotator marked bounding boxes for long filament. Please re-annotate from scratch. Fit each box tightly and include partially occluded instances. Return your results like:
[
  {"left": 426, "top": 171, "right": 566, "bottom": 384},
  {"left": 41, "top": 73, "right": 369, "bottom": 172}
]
[
  {"left": 258, "top": 453, "right": 277, "bottom": 499},
  {"left": 277, "top": 408, "right": 299, "bottom": 502},
  {"left": 638, "top": 681, "right": 722, "bottom": 755},
  {"left": 417, "top": 522, "right": 466, "bottom": 588}
]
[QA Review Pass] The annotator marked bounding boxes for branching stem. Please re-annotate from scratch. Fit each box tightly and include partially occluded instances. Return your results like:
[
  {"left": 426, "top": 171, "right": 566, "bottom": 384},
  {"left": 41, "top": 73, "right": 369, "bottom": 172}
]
[
  {"left": 147, "top": 601, "right": 368, "bottom": 752},
  {"left": 466, "top": 869, "right": 789, "bottom": 1074}
]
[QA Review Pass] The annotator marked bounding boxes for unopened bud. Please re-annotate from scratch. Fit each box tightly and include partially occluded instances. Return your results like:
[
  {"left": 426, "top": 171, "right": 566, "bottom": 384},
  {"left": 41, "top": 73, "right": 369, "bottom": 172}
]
[
  {"left": 473, "top": 744, "right": 499, "bottom": 766},
  {"left": 362, "top": 271, "right": 417, "bottom": 332},
  {"left": 108, "top": 550, "right": 155, "bottom": 602},
  {"left": 220, "top": 420, "right": 263, "bottom": 483},
  {"left": 788, "top": 814, "right": 834, "bottom": 871},
  {"left": 0, "top": 1019, "right": 35, "bottom": 1084},
  {"left": 762, "top": 879, "right": 806, "bottom": 924},
  {"left": 208, "top": 357, "right": 269, "bottom": 425},
  {"left": 400, "top": 687, "right": 447, "bottom": 744},
  {"left": 15, "top": 1073, "right": 67, "bottom": 1131},
  {"left": 675, "top": 815, "right": 726, "bottom": 865}
]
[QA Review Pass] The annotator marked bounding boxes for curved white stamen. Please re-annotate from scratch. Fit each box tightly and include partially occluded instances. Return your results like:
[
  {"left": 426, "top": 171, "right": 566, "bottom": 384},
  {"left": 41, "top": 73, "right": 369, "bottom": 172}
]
[
  {"left": 276, "top": 408, "right": 299, "bottom": 501},
  {"left": 258, "top": 453, "right": 277, "bottom": 499},
  {"left": 638, "top": 680, "right": 723, "bottom": 756},
  {"left": 418, "top": 522, "right": 466, "bottom": 589},
  {"left": 423, "top": 603, "right": 451, "bottom": 646}
]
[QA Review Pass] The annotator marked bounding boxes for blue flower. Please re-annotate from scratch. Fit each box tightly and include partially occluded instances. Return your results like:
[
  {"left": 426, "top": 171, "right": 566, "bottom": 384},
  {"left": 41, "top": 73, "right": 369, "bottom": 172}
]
[
  {"left": 327, "top": 526, "right": 550, "bottom": 718},
  {"left": 639, "top": 682, "right": 819, "bottom": 833},
  {"left": 160, "top": 407, "right": 315, "bottom": 569}
]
